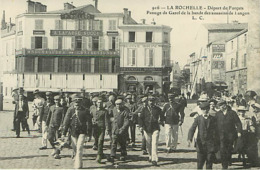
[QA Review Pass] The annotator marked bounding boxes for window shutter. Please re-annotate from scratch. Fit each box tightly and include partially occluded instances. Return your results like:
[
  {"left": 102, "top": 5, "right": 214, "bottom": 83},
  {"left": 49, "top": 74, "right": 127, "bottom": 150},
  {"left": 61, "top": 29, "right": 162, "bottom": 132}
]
[
  {"left": 53, "top": 37, "right": 58, "bottom": 49},
  {"left": 43, "top": 37, "right": 48, "bottom": 49},
  {"left": 127, "top": 49, "right": 130, "bottom": 65},
  {"left": 88, "top": 37, "right": 92, "bottom": 50},
  {"left": 71, "top": 36, "right": 75, "bottom": 50},
  {"left": 82, "top": 20, "right": 87, "bottom": 30},
  {"left": 132, "top": 50, "right": 136, "bottom": 65},
  {"left": 31, "top": 37, "right": 35, "bottom": 49},
  {"left": 109, "top": 20, "right": 112, "bottom": 30},
  {"left": 55, "top": 20, "right": 59, "bottom": 30},
  {"left": 108, "top": 36, "right": 112, "bottom": 50},
  {"left": 150, "top": 50, "right": 153, "bottom": 66},
  {"left": 60, "top": 20, "right": 63, "bottom": 30},
  {"left": 88, "top": 20, "right": 93, "bottom": 30},
  {"left": 145, "top": 49, "right": 149, "bottom": 66},
  {"left": 75, "top": 21, "right": 79, "bottom": 30},
  {"left": 99, "top": 37, "right": 104, "bottom": 50},
  {"left": 99, "top": 20, "right": 103, "bottom": 31},
  {"left": 82, "top": 36, "right": 87, "bottom": 50},
  {"left": 115, "top": 37, "right": 119, "bottom": 50}
]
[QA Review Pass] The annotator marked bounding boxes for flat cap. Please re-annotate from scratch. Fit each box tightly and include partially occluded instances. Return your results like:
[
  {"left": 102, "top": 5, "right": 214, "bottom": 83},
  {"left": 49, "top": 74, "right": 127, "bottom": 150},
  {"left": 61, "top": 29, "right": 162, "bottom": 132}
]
[
  {"left": 115, "top": 99, "right": 123, "bottom": 104},
  {"left": 92, "top": 96, "right": 99, "bottom": 102},
  {"left": 237, "top": 106, "right": 248, "bottom": 111},
  {"left": 199, "top": 102, "right": 210, "bottom": 110},
  {"left": 126, "top": 95, "right": 132, "bottom": 99},
  {"left": 148, "top": 95, "right": 155, "bottom": 100},
  {"left": 33, "top": 89, "right": 40, "bottom": 94},
  {"left": 142, "top": 96, "right": 148, "bottom": 102},
  {"left": 46, "top": 91, "right": 52, "bottom": 96},
  {"left": 54, "top": 95, "right": 61, "bottom": 100},
  {"left": 71, "top": 93, "right": 82, "bottom": 101},
  {"left": 217, "top": 100, "right": 227, "bottom": 106}
]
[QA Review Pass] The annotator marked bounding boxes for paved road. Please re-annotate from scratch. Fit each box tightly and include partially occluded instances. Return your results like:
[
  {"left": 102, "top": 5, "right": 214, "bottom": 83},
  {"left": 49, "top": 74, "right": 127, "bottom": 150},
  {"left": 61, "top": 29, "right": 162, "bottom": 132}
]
[{"left": 0, "top": 100, "right": 256, "bottom": 169}]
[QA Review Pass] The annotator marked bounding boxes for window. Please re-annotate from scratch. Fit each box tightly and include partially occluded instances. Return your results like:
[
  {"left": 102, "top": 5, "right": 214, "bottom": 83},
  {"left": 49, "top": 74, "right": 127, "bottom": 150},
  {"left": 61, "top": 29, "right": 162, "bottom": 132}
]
[
  {"left": 127, "top": 76, "right": 137, "bottom": 81},
  {"left": 231, "top": 58, "right": 234, "bottom": 69},
  {"left": 109, "top": 20, "right": 116, "bottom": 30},
  {"left": 6, "top": 43, "right": 9, "bottom": 56},
  {"left": 145, "top": 49, "right": 154, "bottom": 66},
  {"left": 55, "top": 20, "right": 63, "bottom": 30},
  {"left": 92, "top": 20, "right": 103, "bottom": 31},
  {"left": 24, "top": 57, "right": 35, "bottom": 72},
  {"left": 109, "top": 37, "right": 116, "bottom": 51},
  {"left": 35, "top": 20, "right": 43, "bottom": 30},
  {"left": 58, "top": 37, "right": 63, "bottom": 50},
  {"left": 163, "top": 32, "right": 169, "bottom": 43},
  {"left": 129, "top": 32, "right": 135, "bottom": 42},
  {"left": 38, "top": 57, "right": 54, "bottom": 72},
  {"left": 243, "top": 53, "right": 247, "bottom": 67},
  {"left": 92, "top": 36, "right": 99, "bottom": 51},
  {"left": 144, "top": 76, "right": 153, "bottom": 81},
  {"left": 94, "top": 58, "right": 109, "bottom": 73},
  {"left": 81, "top": 58, "right": 91, "bottom": 72},
  {"left": 74, "top": 58, "right": 82, "bottom": 72},
  {"left": 235, "top": 51, "right": 238, "bottom": 67},
  {"left": 19, "top": 21, "right": 22, "bottom": 31},
  {"left": 75, "top": 36, "right": 82, "bottom": 51},
  {"left": 162, "top": 50, "right": 169, "bottom": 66},
  {"left": 128, "top": 49, "right": 136, "bottom": 66},
  {"left": 231, "top": 41, "right": 234, "bottom": 50},
  {"left": 35, "top": 37, "right": 43, "bottom": 49},
  {"left": 244, "top": 34, "right": 247, "bottom": 44},
  {"left": 146, "top": 32, "right": 153, "bottom": 42}
]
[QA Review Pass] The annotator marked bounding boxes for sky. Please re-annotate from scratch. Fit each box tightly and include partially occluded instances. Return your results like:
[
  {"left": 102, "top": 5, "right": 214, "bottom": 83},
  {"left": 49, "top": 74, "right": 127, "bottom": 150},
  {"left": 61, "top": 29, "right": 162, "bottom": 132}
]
[{"left": 0, "top": 0, "right": 249, "bottom": 68}]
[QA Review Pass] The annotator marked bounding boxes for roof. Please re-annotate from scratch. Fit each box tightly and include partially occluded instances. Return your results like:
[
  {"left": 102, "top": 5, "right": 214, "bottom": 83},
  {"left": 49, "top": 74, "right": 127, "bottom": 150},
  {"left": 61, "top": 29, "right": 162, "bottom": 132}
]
[
  {"left": 46, "top": 4, "right": 101, "bottom": 14},
  {"left": 203, "top": 23, "right": 248, "bottom": 31},
  {"left": 1, "top": 25, "right": 16, "bottom": 38},
  {"left": 225, "top": 28, "right": 248, "bottom": 42},
  {"left": 119, "top": 24, "right": 171, "bottom": 30}
]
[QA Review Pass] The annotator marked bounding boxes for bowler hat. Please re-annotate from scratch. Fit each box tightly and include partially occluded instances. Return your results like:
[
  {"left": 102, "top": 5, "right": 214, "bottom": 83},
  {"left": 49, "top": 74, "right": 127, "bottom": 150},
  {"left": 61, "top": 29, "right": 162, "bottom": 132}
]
[
  {"left": 126, "top": 95, "right": 132, "bottom": 99},
  {"left": 92, "top": 96, "right": 99, "bottom": 102},
  {"left": 71, "top": 93, "right": 82, "bottom": 101},
  {"left": 199, "top": 102, "right": 210, "bottom": 110},
  {"left": 217, "top": 100, "right": 227, "bottom": 106},
  {"left": 115, "top": 99, "right": 123, "bottom": 104},
  {"left": 33, "top": 89, "right": 40, "bottom": 94},
  {"left": 54, "top": 95, "right": 61, "bottom": 100},
  {"left": 46, "top": 91, "right": 52, "bottom": 96}
]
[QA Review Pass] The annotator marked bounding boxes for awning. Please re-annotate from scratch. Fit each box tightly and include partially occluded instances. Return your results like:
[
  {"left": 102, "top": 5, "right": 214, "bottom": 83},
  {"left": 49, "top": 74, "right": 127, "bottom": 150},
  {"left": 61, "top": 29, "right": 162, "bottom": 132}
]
[{"left": 125, "top": 80, "right": 138, "bottom": 84}]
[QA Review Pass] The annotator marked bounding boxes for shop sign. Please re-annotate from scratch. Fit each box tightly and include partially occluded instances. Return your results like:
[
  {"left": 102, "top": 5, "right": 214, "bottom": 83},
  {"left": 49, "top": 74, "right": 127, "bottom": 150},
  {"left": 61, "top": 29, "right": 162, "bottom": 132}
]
[
  {"left": 121, "top": 44, "right": 160, "bottom": 48},
  {"left": 107, "top": 31, "right": 119, "bottom": 36},
  {"left": 120, "top": 67, "right": 162, "bottom": 72},
  {"left": 16, "top": 49, "right": 119, "bottom": 57},
  {"left": 212, "top": 53, "right": 223, "bottom": 59},
  {"left": 50, "top": 30, "right": 103, "bottom": 36},
  {"left": 212, "top": 44, "right": 225, "bottom": 52},
  {"left": 61, "top": 10, "right": 94, "bottom": 20},
  {"left": 33, "top": 30, "right": 45, "bottom": 35}
]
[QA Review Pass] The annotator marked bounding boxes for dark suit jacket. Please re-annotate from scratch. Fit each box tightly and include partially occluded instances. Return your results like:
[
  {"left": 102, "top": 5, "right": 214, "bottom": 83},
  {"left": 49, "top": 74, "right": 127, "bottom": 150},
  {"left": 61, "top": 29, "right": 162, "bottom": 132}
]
[
  {"left": 14, "top": 97, "right": 29, "bottom": 118},
  {"left": 107, "top": 106, "right": 129, "bottom": 135},
  {"left": 188, "top": 115, "right": 217, "bottom": 153},
  {"left": 139, "top": 105, "right": 164, "bottom": 133},
  {"left": 215, "top": 109, "right": 242, "bottom": 145},
  {"left": 162, "top": 102, "right": 180, "bottom": 125},
  {"left": 63, "top": 106, "right": 92, "bottom": 137}
]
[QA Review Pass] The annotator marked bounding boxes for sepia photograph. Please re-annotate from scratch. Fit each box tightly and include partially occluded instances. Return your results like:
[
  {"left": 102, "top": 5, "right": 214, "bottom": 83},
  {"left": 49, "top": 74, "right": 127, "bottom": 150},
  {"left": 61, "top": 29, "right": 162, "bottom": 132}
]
[{"left": 0, "top": 0, "right": 259, "bottom": 169}]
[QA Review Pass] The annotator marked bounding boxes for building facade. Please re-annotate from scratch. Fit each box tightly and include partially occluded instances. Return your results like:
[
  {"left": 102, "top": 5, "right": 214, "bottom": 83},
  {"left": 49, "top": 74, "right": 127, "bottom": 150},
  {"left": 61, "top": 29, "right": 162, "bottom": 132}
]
[
  {"left": 1, "top": 1, "right": 172, "bottom": 98},
  {"left": 118, "top": 23, "right": 172, "bottom": 94},
  {"left": 225, "top": 29, "right": 248, "bottom": 95}
]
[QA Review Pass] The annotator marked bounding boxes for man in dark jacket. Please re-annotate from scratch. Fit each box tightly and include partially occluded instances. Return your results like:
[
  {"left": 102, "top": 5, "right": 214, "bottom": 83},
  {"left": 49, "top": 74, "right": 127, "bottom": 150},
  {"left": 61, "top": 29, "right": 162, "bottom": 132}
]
[
  {"left": 39, "top": 91, "right": 54, "bottom": 150},
  {"left": 106, "top": 98, "right": 130, "bottom": 163},
  {"left": 215, "top": 100, "right": 242, "bottom": 169},
  {"left": 14, "top": 93, "right": 30, "bottom": 137},
  {"left": 162, "top": 93, "right": 181, "bottom": 153},
  {"left": 62, "top": 94, "right": 92, "bottom": 169},
  {"left": 138, "top": 95, "right": 164, "bottom": 166},
  {"left": 188, "top": 102, "right": 217, "bottom": 169},
  {"left": 46, "top": 95, "right": 65, "bottom": 159},
  {"left": 91, "top": 97, "right": 108, "bottom": 163}
]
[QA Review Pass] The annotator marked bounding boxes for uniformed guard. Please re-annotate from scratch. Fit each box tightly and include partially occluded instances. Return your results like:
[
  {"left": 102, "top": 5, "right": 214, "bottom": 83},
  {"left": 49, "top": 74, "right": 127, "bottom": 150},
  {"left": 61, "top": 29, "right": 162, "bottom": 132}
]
[
  {"left": 125, "top": 94, "right": 138, "bottom": 147},
  {"left": 106, "top": 99, "right": 130, "bottom": 163},
  {"left": 138, "top": 95, "right": 164, "bottom": 166},
  {"left": 91, "top": 97, "right": 108, "bottom": 163},
  {"left": 162, "top": 93, "right": 181, "bottom": 153},
  {"left": 46, "top": 95, "right": 65, "bottom": 159},
  {"left": 39, "top": 91, "right": 54, "bottom": 150},
  {"left": 62, "top": 94, "right": 92, "bottom": 169}
]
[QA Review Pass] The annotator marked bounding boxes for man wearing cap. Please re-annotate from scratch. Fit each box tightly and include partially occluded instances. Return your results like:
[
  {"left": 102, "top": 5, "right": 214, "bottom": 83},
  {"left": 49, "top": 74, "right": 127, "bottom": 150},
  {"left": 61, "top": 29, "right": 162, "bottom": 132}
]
[
  {"left": 188, "top": 102, "right": 218, "bottom": 169},
  {"left": 62, "top": 94, "right": 92, "bottom": 168},
  {"left": 91, "top": 97, "right": 108, "bottom": 163},
  {"left": 105, "top": 94, "right": 116, "bottom": 143},
  {"left": 46, "top": 95, "right": 65, "bottom": 159},
  {"left": 32, "top": 89, "right": 45, "bottom": 131},
  {"left": 138, "top": 95, "right": 164, "bottom": 166},
  {"left": 215, "top": 100, "right": 242, "bottom": 169},
  {"left": 251, "top": 103, "right": 260, "bottom": 166},
  {"left": 80, "top": 89, "right": 91, "bottom": 109},
  {"left": 14, "top": 93, "right": 30, "bottom": 138},
  {"left": 106, "top": 98, "right": 130, "bottom": 163},
  {"left": 162, "top": 93, "right": 181, "bottom": 153},
  {"left": 38, "top": 91, "right": 54, "bottom": 150},
  {"left": 125, "top": 94, "right": 138, "bottom": 147},
  {"left": 90, "top": 96, "right": 98, "bottom": 149}
]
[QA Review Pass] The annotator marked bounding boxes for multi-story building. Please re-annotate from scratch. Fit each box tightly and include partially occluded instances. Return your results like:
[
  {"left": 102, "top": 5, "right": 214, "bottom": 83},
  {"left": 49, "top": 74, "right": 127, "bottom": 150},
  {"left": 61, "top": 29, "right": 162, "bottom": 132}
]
[
  {"left": 225, "top": 29, "right": 248, "bottom": 95},
  {"left": 118, "top": 20, "right": 172, "bottom": 94},
  {"left": 1, "top": 1, "right": 172, "bottom": 98},
  {"left": 189, "top": 22, "right": 247, "bottom": 96}
]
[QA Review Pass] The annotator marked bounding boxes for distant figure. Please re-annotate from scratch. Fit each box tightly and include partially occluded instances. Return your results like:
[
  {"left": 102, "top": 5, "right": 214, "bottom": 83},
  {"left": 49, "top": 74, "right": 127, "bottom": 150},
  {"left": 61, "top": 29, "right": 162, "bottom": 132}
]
[
  {"left": 236, "top": 94, "right": 247, "bottom": 107},
  {"left": 32, "top": 89, "right": 45, "bottom": 131},
  {"left": 186, "top": 91, "right": 191, "bottom": 99}
]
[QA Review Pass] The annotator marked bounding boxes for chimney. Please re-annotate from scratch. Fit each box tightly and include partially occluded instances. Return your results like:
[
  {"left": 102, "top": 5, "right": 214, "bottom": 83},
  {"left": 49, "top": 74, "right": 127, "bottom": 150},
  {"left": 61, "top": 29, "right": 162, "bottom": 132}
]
[
  {"left": 27, "top": 0, "right": 35, "bottom": 13},
  {"left": 128, "top": 11, "right": 131, "bottom": 18},
  {"left": 35, "top": 2, "right": 42, "bottom": 12},
  {"left": 123, "top": 8, "right": 128, "bottom": 24},
  {"left": 1, "top": 10, "right": 6, "bottom": 30},
  {"left": 151, "top": 18, "right": 156, "bottom": 25},
  {"left": 42, "top": 5, "right": 47, "bottom": 12},
  {"left": 93, "top": 0, "right": 98, "bottom": 9},
  {"left": 64, "top": 2, "right": 75, "bottom": 10},
  {"left": 9, "top": 17, "right": 11, "bottom": 24},
  {"left": 141, "top": 19, "right": 146, "bottom": 24}
]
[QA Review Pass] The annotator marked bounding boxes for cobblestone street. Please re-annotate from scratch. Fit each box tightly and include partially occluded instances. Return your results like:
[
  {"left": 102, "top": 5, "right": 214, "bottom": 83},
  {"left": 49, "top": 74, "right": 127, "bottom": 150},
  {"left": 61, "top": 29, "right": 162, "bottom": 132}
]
[{"left": 0, "top": 100, "right": 256, "bottom": 169}]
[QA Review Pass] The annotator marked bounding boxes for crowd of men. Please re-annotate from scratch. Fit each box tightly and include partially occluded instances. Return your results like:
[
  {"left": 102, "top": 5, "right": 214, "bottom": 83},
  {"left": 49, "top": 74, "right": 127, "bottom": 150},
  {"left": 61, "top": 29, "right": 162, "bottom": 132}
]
[{"left": 10, "top": 87, "right": 260, "bottom": 169}]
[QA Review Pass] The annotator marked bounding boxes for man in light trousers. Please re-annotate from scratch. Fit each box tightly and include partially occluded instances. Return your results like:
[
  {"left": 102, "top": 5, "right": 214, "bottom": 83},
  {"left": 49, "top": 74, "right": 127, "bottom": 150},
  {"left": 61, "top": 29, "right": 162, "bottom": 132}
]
[
  {"left": 162, "top": 93, "right": 182, "bottom": 153},
  {"left": 138, "top": 95, "right": 164, "bottom": 166},
  {"left": 62, "top": 94, "right": 92, "bottom": 169}
]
